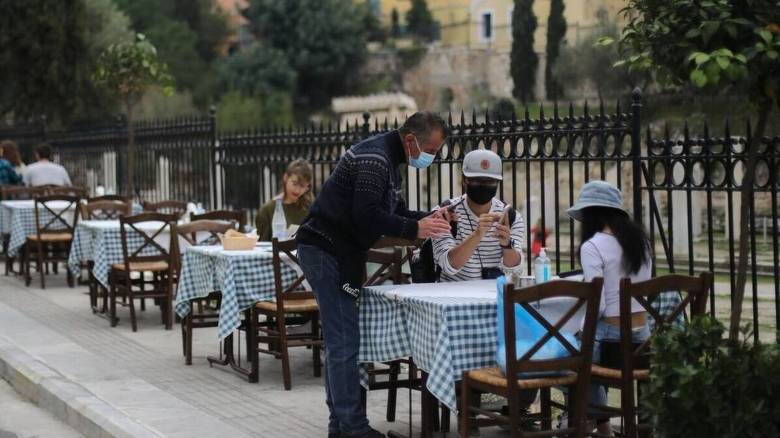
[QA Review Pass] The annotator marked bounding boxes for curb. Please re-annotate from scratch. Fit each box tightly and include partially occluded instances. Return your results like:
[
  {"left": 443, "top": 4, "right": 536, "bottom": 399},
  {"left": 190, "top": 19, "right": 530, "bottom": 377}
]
[{"left": 0, "top": 338, "right": 163, "bottom": 438}]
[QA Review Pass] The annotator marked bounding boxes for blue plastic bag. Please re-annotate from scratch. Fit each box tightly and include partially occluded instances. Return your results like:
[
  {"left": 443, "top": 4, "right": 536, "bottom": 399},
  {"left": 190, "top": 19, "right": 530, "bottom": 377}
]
[{"left": 495, "top": 276, "right": 579, "bottom": 375}]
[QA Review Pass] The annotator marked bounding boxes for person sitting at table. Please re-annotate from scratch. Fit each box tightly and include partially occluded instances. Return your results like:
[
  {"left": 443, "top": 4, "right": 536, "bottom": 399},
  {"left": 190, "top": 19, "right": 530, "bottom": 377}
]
[
  {"left": 567, "top": 180, "right": 652, "bottom": 436},
  {"left": 23, "top": 143, "right": 72, "bottom": 187},
  {"left": 432, "top": 149, "right": 525, "bottom": 282},
  {"left": 0, "top": 141, "right": 23, "bottom": 186},
  {"left": 255, "top": 158, "right": 312, "bottom": 241},
  {"left": 0, "top": 140, "right": 26, "bottom": 180}
]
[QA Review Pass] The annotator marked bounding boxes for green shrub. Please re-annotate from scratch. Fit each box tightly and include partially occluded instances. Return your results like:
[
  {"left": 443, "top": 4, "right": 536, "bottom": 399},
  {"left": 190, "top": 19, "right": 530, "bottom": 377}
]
[{"left": 645, "top": 316, "right": 780, "bottom": 438}]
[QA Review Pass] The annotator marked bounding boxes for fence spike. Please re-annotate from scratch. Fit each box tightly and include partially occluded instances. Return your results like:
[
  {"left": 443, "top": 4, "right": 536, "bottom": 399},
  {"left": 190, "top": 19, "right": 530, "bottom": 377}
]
[
  {"left": 553, "top": 99, "right": 559, "bottom": 120},
  {"left": 472, "top": 108, "right": 477, "bottom": 127},
  {"left": 599, "top": 98, "right": 605, "bottom": 117},
  {"left": 374, "top": 117, "right": 379, "bottom": 131},
  {"left": 524, "top": 106, "right": 530, "bottom": 124},
  {"left": 568, "top": 102, "right": 575, "bottom": 120},
  {"left": 615, "top": 99, "right": 622, "bottom": 121},
  {"left": 583, "top": 101, "right": 590, "bottom": 119},
  {"left": 664, "top": 122, "right": 671, "bottom": 144},
  {"left": 459, "top": 110, "right": 465, "bottom": 127},
  {"left": 683, "top": 120, "right": 690, "bottom": 140},
  {"left": 510, "top": 108, "right": 517, "bottom": 126},
  {"left": 447, "top": 111, "right": 453, "bottom": 126},
  {"left": 484, "top": 107, "right": 490, "bottom": 129},
  {"left": 538, "top": 103, "right": 545, "bottom": 122},
  {"left": 393, "top": 117, "right": 399, "bottom": 129},
  {"left": 724, "top": 118, "right": 731, "bottom": 148}
]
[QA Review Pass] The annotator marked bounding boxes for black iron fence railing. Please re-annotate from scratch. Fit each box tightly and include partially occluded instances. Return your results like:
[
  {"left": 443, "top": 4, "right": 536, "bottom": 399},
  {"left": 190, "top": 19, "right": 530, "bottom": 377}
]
[{"left": 0, "top": 90, "right": 777, "bottom": 342}]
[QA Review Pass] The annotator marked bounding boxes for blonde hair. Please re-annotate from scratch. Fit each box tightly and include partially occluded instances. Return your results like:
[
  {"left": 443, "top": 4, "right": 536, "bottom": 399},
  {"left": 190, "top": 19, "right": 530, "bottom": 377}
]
[{"left": 282, "top": 158, "right": 313, "bottom": 207}]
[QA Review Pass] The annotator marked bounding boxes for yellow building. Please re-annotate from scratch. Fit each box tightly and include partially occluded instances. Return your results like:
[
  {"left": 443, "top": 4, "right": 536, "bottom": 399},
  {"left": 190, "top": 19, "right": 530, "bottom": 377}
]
[{"left": 371, "top": 0, "right": 626, "bottom": 53}]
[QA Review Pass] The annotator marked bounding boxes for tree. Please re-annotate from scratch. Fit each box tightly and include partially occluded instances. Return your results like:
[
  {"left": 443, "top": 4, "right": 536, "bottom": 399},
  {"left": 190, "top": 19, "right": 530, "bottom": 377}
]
[
  {"left": 93, "top": 34, "right": 175, "bottom": 197},
  {"left": 406, "top": 0, "right": 437, "bottom": 42},
  {"left": 391, "top": 8, "right": 401, "bottom": 38},
  {"left": 0, "top": 0, "right": 92, "bottom": 125},
  {"left": 606, "top": 0, "right": 780, "bottom": 341},
  {"left": 511, "top": 0, "right": 538, "bottom": 103},
  {"left": 243, "top": 0, "right": 368, "bottom": 112},
  {"left": 544, "top": 0, "right": 566, "bottom": 99}
]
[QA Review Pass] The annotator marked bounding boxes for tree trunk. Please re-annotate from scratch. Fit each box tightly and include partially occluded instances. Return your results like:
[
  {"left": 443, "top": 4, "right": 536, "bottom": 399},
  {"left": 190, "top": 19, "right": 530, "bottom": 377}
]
[
  {"left": 125, "top": 100, "right": 135, "bottom": 199},
  {"left": 729, "top": 102, "right": 772, "bottom": 342}
]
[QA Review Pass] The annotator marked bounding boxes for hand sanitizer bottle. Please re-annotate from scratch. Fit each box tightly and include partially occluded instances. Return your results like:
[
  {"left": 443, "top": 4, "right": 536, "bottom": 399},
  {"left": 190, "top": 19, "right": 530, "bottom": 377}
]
[
  {"left": 534, "top": 247, "right": 551, "bottom": 284},
  {"left": 271, "top": 198, "right": 287, "bottom": 239}
]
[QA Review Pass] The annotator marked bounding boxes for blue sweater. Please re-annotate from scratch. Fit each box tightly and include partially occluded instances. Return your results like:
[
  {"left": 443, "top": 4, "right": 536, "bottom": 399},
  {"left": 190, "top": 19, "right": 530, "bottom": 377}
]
[{"left": 297, "top": 130, "right": 427, "bottom": 258}]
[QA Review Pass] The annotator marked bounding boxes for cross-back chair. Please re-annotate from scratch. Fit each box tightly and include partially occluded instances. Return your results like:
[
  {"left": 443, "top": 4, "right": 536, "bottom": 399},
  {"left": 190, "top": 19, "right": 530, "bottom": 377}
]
[
  {"left": 460, "top": 278, "right": 603, "bottom": 438},
  {"left": 143, "top": 200, "right": 188, "bottom": 219},
  {"left": 1, "top": 186, "right": 43, "bottom": 275},
  {"left": 191, "top": 209, "right": 247, "bottom": 232},
  {"left": 108, "top": 213, "right": 178, "bottom": 332},
  {"left": 590, "top": 272, "right": 712, "bottom": 438},
  {"left": 87, "top": 195, "right": 132, "bottom": 204},
  {"left": 247, "top": 237, "right": 322, "bottom": 389},
  {"left": 176, "top": 219, "right": 239, "bottom": 365},
  {"left": 23, "top": 195, "right": 80, "bottom": 289},
  {"left": 47, "top": 185, "right": 88, "bottom": 198}
]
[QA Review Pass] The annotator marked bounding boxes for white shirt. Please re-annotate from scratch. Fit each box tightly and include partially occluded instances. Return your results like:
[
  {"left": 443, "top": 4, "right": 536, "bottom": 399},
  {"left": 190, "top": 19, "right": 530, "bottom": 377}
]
[
  {"left": 580, "top": 232, "right": 651, "bottom": 318},
  {"left": 23, "top": 161, "right": 72, "bottom": 187},
  {"left": 432, "top": 196, "right": 525, "bottom": 282}
]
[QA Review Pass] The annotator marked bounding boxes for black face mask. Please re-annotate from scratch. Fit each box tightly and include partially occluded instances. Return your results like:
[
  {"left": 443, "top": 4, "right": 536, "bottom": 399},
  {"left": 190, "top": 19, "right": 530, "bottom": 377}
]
[{"left": 466, "top": 184, "right": 497, "bottom": 205}]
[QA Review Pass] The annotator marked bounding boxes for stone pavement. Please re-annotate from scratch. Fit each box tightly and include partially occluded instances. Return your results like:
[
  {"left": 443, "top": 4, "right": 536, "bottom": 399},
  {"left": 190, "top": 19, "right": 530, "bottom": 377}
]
[
  {"left": 0, "top": 378, "right": 83, "bottom": 438},
  {"left": 0, "top": 272, "right": 456, "bottom": 438}
]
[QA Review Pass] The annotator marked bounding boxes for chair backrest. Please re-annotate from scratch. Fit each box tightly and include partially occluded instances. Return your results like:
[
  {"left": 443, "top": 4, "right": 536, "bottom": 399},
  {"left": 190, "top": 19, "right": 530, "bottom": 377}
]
[
  {"left": 271, "top": 238, "right": 314, "bottom": 308},
  {"left": 118, "top": 213, "right": 178, "bottom": 268},
  {"left": 503, "top": 278, "right": 603, "bottom": 382},
  {"left": 33, "top": 195, "right": 80, "bottom": 236},
  {"left": 617, "top": 272, "right": 713, "bottom": 373},
  {"left": 79, "top": 200, "right": 132, "bottom": 220},
  {"left": 47, "top": 185, "right": 88, "bottom": 198},
  {"left": 364, "top": 247, "right": 408, "bottom": 286},
  {"left": 87, "top": 195, "right": 132, "bottom": 204},
  {"left": 176, "top": 219, "right": 237, "bottom": 247},
  {"left": 142, "top": 200, "right": 187, "bottom": 219},
  {"left": 191, "top": 209, "right": 247, "bottom": 231},
  {"left": 1, "top": 185, "right": 41, "bottom": 200}
]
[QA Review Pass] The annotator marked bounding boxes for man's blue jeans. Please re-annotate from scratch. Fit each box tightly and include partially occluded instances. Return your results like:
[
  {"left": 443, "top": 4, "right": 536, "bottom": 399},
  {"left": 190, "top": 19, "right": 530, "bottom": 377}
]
[{"left": 298, "top": 244, "right": 370, "bottom": 436}]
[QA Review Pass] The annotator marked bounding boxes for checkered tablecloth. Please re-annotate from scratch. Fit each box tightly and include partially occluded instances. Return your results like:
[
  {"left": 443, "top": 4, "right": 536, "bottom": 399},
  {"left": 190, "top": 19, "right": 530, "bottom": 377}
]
[
  {"left": 358, "top": 280, "right": 580, "bottom": 412},
  {"left": 174, "top": 244, "right": 299, "bottom": 340},
  {"left": 67, "top": 220, "right": 169, "bottom": 288},
  {"left": 1, "top": 200, "right": 76, "bottom": 257}
]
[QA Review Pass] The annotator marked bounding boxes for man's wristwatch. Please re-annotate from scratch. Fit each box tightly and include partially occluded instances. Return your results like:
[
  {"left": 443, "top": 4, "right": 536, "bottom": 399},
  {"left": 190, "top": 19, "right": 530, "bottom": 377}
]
[{"left": 499, "top": 239, "right": 513, "bottom": 249}]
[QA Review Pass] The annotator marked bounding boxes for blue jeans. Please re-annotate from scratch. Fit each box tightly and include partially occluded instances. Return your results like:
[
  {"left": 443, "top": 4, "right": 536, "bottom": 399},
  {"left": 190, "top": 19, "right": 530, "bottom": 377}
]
[
  {"left": 298, "top": 244, "right": 370, "bottom": 436},
  {"left": 590, "top": 320, "right": 650, "bottom": 412}
]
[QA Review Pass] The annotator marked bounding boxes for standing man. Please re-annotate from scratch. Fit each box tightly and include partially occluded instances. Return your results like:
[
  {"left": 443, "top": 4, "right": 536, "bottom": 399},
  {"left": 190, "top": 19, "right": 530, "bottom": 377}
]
[
  {"left": 296, "top": 112, "right": 452, "bottom": 438},
  {"left": 23, "top": 144, "right": 72, "bottom": 187}
]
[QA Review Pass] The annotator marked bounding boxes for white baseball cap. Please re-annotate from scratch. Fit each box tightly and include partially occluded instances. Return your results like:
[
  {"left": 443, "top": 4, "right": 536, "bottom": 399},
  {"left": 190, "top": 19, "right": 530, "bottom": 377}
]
[{"left": 462, "top": 149, "right": 502, "bottom": 180}]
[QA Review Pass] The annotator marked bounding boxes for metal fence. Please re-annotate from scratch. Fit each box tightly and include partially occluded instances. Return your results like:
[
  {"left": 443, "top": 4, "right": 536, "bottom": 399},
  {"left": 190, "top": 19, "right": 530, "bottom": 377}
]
[{"left": 0, "top": 90, "right": 777, "bottom": 342}]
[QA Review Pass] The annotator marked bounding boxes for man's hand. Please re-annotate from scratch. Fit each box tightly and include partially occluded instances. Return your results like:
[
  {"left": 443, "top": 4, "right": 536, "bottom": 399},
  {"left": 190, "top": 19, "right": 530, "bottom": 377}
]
[
  {"left": 435, "top": 207, "right": 459, "bottom": 223},
  {"left": 417, "top": 216, "right": 451, "bottom": 239},
  {"left": 495, "top": 223, "right": 511, "bottom": 247},
  {"left": 474, "top": 212, "right": 502, "bottom": 239}
]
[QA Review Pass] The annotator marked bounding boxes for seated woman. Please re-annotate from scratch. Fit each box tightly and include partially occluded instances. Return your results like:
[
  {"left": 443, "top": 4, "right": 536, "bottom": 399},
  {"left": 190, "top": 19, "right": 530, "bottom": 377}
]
[
  {"left": 256, "top": 159, "right": 313, "bottom": 241},
  {"left": 0, "top": 140, "right": 23, "bottom": 186},
  {"left": 567, "top": 180, "right": 652, "bottom": 436}
]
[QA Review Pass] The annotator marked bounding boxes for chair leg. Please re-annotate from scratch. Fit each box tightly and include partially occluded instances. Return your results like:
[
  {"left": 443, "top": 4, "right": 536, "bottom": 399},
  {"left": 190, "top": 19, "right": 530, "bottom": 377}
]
[
  {"left": 128, "top": 291, "right": 138, "bottom": 332},
  {"left": 109, "top": 283, "right": 118, "bottom": 327},
  {"left": 622, "top": 379, "right": 637, "bottom": 438},
  {"left": 386, "top": 362, "right": 400, "bottom": 422},
  {"left": 459, "top": 376, "right": 471, "bottom": 438},
  {"left": 23, "top": 243, "right": 31, "bottom": 287},
  {"left": 540, "top": 387, "right": 552, "bottom": 431},
  {"left": 37, "top": 243, "right": 45, "bottom": 289},
  {"left": 184, "top": 314, "right": 193, "bottom": 365},
  {"left": 278, "top": 315, "right": 292, "bottom": 390}
]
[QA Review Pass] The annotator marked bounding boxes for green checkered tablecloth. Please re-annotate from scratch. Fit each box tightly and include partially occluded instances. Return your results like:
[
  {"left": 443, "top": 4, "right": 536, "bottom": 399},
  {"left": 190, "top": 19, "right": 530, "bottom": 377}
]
[{"left": 174, "top": 244, "right": 298, "bottom": 340}]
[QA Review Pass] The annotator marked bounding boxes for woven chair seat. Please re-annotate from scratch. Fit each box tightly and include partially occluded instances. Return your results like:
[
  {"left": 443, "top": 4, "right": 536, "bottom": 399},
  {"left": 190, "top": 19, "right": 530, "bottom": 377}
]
[
  {"left": 27, "top": 232, "right": 73, "bottom": 242},
  {"left": 591, "top": 365, "right": 649, "bottom": 381},
  {"left": 111, "top": 261, "right": 170, "bottom": 272},
  {"left": 466, "top": 366, "right": 578, "bottom": 389},
  {"left": 255, "top": 299, "right": 319, "bottom": 313}
]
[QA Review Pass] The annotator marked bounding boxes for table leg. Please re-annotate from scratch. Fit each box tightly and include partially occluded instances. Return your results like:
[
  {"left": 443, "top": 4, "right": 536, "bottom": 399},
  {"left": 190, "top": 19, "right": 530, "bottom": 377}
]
[
  {"left": 207, "top": 309, "right": 256, "bottom": 382},
  {"left": 385, "top": 366, "right": 442, "bottom": 438}
]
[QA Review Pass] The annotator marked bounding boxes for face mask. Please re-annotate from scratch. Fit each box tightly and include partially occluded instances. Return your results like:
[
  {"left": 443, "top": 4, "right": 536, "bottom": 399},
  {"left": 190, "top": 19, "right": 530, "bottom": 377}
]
[
  {"left": 409, "top": 136, "right": 435, "bottom": 169},
  {"left": 466, "top": 184, "right": 497, "bottom": 205}
]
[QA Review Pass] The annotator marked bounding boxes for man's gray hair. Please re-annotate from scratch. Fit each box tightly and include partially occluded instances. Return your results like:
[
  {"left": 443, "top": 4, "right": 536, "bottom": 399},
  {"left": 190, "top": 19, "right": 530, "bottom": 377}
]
[{"left": 399, "top": 112, "right": 448, "bottom": 143}]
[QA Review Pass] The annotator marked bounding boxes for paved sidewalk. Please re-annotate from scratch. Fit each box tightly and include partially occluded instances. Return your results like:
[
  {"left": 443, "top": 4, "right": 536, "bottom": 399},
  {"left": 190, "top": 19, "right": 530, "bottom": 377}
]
[
  {"left": 0, "top": 273, "right": 433, "bottom": 437},
  {"left": 0, "top": 378, "right": 83, "bottom": 438}
]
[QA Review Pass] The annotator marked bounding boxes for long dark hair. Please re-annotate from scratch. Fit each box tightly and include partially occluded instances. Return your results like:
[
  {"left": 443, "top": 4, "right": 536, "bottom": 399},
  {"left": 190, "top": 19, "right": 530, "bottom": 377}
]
[{"left": 579, "top": 207, "right": 651, "bottom": 274}]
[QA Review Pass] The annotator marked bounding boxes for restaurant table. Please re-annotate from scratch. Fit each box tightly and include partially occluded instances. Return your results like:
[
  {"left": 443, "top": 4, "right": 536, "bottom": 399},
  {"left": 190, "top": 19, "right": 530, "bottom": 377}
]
[
  {"left": 358, "top": 279, "right": 583, "bottom": 417},
  {"left": 1, "top": 200, "right": 77, "bottom": 257},
  {"left": 67, "top": 219, "right": 171, "bottom": 289}
]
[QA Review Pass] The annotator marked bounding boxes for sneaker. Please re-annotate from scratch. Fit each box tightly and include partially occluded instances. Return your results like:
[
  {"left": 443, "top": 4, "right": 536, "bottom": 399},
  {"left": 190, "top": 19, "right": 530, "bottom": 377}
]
[{"left": 342, "top": 428, "right": 386, "bottom": 438}]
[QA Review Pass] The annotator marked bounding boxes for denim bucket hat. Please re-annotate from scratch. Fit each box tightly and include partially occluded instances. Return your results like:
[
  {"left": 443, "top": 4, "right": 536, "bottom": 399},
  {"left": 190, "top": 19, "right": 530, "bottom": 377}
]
[{"left": 567, "top": 180, "right": 627, "bottom": 221}]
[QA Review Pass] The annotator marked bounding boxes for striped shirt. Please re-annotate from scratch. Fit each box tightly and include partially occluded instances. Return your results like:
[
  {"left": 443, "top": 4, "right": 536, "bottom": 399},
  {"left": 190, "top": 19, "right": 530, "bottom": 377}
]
[{"left": 432, "top": 196, "right": 525, "bottom": 282}]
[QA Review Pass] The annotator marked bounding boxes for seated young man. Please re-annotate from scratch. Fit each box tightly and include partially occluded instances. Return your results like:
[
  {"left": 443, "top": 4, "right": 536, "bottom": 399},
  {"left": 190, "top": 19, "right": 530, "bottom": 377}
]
[{"left": 432, "top": 149, "right": 525, "bottom": 282}]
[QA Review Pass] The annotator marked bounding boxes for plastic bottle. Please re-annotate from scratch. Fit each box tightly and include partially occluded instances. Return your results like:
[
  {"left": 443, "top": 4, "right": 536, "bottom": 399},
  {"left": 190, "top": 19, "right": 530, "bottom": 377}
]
[
  {"left": 271, "top": 198, "right": 287, "bottom": 239},
  {"left": 534, "top": 247, "right": 551, "bottom": 284}
]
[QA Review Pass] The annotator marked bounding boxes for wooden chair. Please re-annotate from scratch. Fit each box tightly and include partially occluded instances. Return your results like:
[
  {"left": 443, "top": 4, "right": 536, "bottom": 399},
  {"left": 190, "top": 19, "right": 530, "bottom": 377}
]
[
  {"left": 79, "top": 200, "right": 134, "bottom": 312},
  {"left": 143, "top": 200, "right": 187, "bottom": 219},
  {"left": 108, "top": 213, "right": 178, "bottom": 332},
  {"left": 591, "top": 273, "right": 712, "bottom": 438},
  {"left": 87, "top": 195, "right": 132, "bottom": 204},
  {"left": 460, "top": 278, "right": 603, "bottom": 438},
  {"left": 247, "top": 237, "right": 323, "bottom": 389},
  {"left": 191, "top": 209, "right": 247, "bottom": 231},
  {"left": 1, "top": 186, "right": 42, "bottom": 275},
  {"left": 363, "top": 245, "right": 421, "bottom": 423},
  {"left": 23, "top": 195, "right": 80, "bottom": 289},
  {"left": 47, "top": 185, "right": 88, "bottom": 198},
  {"left": 176, "top": 219, "right": 238, "bottom": 365}
]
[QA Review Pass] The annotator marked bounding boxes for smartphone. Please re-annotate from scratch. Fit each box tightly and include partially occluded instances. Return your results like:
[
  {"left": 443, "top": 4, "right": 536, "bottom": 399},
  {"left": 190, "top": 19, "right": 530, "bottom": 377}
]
[{"left": 501, "top": 204, "right": 511, "bottom": 225}]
